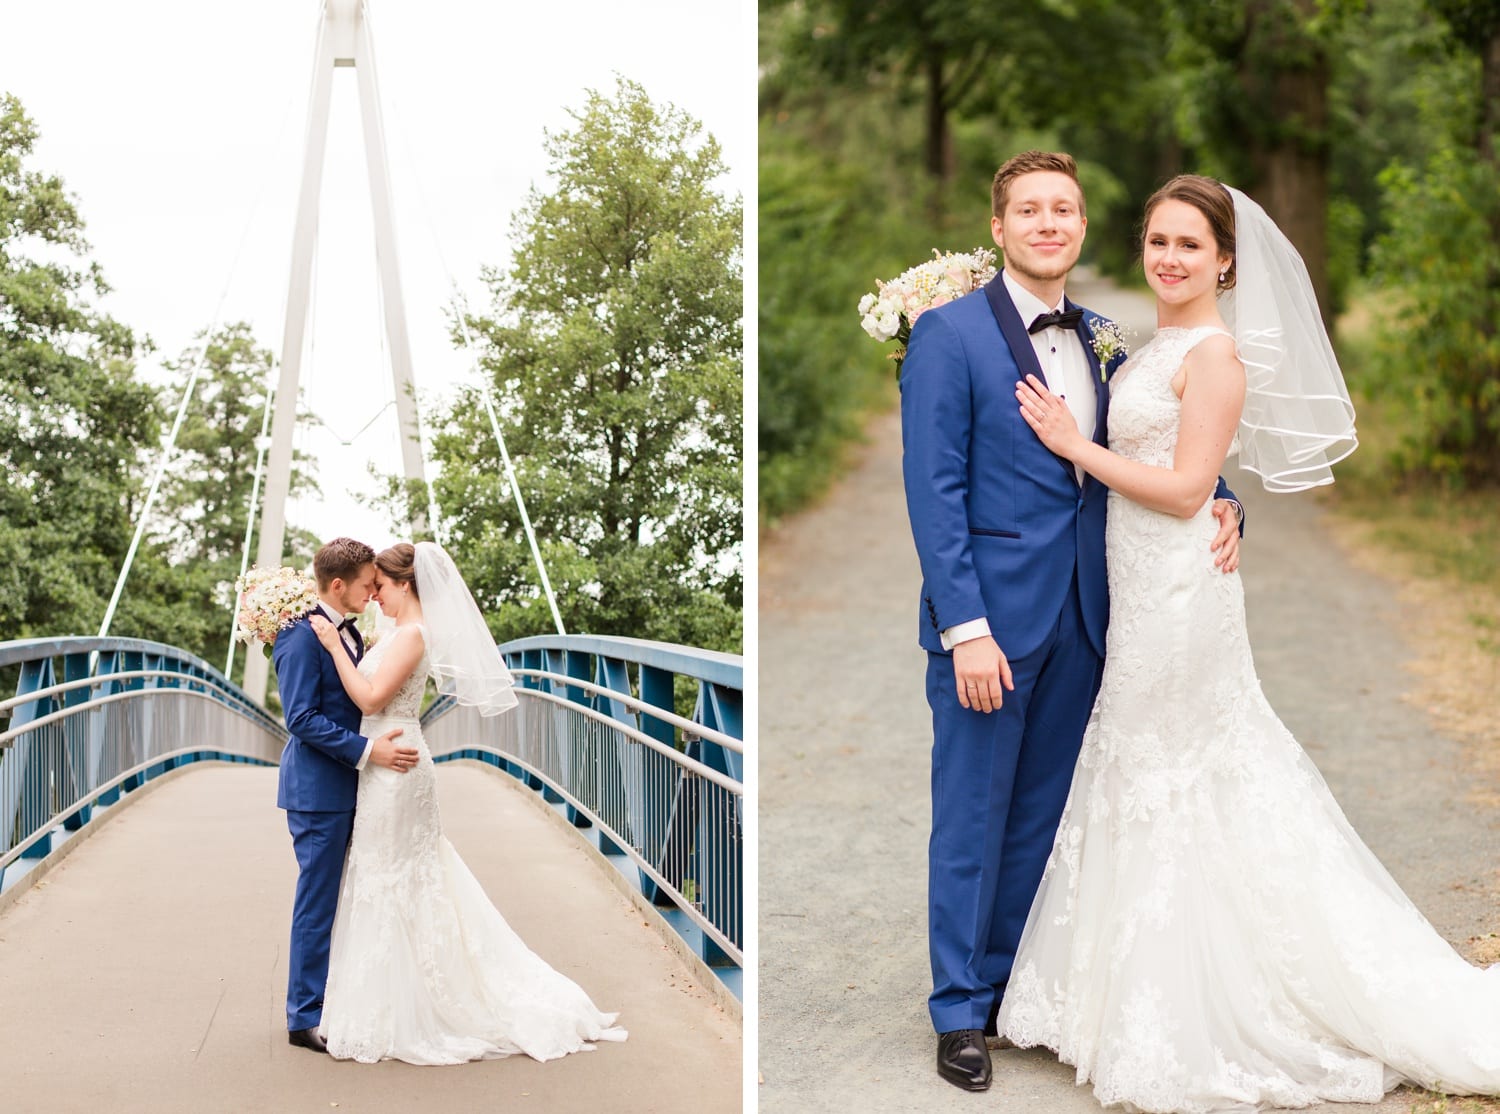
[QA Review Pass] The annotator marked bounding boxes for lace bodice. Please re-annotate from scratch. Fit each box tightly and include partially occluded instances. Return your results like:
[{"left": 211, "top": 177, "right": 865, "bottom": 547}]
[
  {"left": 357, "top": 625, "right": 430, "bottom": 719},
  {"left": 1107, "top": 325, "right": 1232, "bottom": 469}
]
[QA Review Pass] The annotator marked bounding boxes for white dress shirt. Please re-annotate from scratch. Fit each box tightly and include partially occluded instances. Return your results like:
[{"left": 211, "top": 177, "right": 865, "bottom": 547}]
[
  {"left": 940, "top": 273, "right": 1096, "bottom": 651},
  {"left": 1005, "top": 270, "right": 1097, "bottom": 470},
  {"left": 317, "top": 600, "right": 373, "bottom": 770}
]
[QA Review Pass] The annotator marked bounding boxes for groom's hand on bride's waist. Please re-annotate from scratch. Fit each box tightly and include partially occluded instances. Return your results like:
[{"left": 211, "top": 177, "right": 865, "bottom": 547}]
[
  {"left": 1209, "top": 500, "right": 1242, "bottom": 574},
  {"left": 953, "top": 635, "right": 1014, "bottom": 714},
  {"left": 369, "top": 728, "right": 420, "bottom": 773}
]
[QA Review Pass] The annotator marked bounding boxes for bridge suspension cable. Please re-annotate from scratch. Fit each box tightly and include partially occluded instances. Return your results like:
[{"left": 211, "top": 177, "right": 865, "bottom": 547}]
[
  {"left": 94, "top": 73, "right": 305, "bottom": 646},
  {"left": 224, "top": 383, "right": 277, "bottom": 679},
  {"left": 449, "top": 288, "right": 566, "bottom": 636},
  {"left": 376, "top": 35, "right": 565, "bottom": 637}
]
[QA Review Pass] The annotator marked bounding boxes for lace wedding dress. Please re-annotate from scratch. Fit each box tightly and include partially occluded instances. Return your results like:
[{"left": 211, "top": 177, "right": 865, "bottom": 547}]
[
  {"left": 997, "top": 326, "right": 1500, "bottom": 1111},
  {"left": 320, "top": 625, "right": 627, "bottom": 1065}
]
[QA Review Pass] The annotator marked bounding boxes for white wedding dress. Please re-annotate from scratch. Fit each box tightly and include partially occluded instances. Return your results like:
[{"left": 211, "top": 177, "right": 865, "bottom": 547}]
[
  {"left": 997, "top": 326, "right": 1500, "bottom": 1111},
  {"left": 320, "top": 625, "right": 628, "bottom": 1064}
]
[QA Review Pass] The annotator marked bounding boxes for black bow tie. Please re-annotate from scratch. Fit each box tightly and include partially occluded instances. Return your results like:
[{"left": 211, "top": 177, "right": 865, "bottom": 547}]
[
  {"left": 1028, "top": 308, "right": 1084, "bottom": 334},
  {"left": 337, "top": 617, "right": 359, "bottom": 635}
]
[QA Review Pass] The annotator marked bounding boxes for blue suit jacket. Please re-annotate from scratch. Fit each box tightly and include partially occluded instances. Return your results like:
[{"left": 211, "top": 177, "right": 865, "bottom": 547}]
[
  {"left": 272, "top": 614, "right": 367, "bottom": 812},
  {"left": 900, "top": 271, "right": 1238, "bottom": 662}
]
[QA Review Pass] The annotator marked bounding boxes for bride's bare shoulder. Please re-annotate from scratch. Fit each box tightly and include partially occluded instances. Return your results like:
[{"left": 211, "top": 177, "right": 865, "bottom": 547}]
[
  {"left": 1185, "top": 331, "right": 1243, "bottom": 377},
  {"left": 385, "top": 623, "right": 426, "bottom": 651}
]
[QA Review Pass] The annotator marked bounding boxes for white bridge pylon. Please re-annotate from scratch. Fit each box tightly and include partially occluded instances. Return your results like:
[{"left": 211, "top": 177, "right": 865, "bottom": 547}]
[{"left": 243, "top": 0, "right": 429, "bottom": 705}]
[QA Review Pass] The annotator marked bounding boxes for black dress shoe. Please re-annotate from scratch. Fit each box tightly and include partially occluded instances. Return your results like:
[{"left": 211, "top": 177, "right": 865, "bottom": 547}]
[
  {"left": 288, "top": 1027, "right": 329, "bottom": 1053},
  {"left": 937, "top": 1028, "right": 992, "bottom": 1091}
]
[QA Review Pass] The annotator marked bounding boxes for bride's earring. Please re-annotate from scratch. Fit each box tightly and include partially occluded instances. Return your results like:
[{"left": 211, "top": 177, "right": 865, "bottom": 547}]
[{"left": 1218, "top": 270, "right": 1228, "bottom": 284}]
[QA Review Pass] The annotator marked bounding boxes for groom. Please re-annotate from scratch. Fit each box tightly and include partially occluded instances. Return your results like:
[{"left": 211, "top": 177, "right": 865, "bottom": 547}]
[
  {"left": 899, "top": 151, "right": 1243, "bottom": 1091},
  {"left": 273, "top": 536, "right": 419, "bottom": 1053}
]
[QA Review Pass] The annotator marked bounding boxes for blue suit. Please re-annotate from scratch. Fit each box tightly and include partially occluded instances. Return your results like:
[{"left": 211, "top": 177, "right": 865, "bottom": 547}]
[
  {"left": 272, "top": 613, "right": 367, "bottom": 1032},
  {"left": 900, "top": 272, "right": 1236, "bottom": 1033}
]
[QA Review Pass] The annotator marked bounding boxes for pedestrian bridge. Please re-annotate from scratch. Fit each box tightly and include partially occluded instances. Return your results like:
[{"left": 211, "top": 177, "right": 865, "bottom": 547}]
[{"left": 0, "top": 633, "right": 742, "bottom": 1113}]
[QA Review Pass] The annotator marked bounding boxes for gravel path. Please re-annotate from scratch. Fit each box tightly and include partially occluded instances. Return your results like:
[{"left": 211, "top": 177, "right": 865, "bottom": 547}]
[
  {"left": 0, "top": 763, "right": 739, "bottom": 1114},
  {"left": 757, "top": 271, "right": 1500, "bottom": 1113}
]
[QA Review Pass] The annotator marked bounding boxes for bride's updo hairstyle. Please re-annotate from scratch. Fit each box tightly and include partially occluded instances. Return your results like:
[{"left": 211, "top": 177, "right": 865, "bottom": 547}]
[
  {"left": 375, "top": 542, "right": 420, "bottom": 600},
  {"left": 1142, "top": 174, "right": 1237, "bottom": 292}
]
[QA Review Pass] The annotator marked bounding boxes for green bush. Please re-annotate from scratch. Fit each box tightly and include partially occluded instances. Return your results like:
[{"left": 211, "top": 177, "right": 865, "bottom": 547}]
[
  {"left": 1360, "top": 147, "right": 1500, "bottom": 486},
  {"left": 758, "top": 115, "right": 937, "bottom": 523}
]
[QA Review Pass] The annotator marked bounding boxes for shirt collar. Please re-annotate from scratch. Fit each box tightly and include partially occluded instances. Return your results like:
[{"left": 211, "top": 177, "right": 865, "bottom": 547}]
[{"left": 1003, "top": 269, "right": 1066, "bottom": 323}]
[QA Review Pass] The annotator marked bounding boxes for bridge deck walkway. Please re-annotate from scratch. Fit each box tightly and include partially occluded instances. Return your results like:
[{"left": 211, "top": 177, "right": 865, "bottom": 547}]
[{"left": 0, "top": 761, "right": 739, "bottom": 1113}]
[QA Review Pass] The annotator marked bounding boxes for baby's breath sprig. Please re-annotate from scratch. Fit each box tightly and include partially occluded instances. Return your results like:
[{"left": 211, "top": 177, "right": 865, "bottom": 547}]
[{"left": 1089, "top": 321, "right": 1133, "bottom": 382}]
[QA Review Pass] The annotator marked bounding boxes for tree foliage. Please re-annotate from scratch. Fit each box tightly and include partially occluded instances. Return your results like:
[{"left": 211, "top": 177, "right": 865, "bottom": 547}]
[
  {"left": 1362, "top": 147, "right": 1500, "bottom": 486},
  {"left": 146, "top": 324, "right": 321, "bottom": 676},
  {"left": 420, "top": 78, "right": 742, "bottom": 653},
  {"left": 0, "top": 96, "right": 317, "bottom": 674},
  {"left": 760, "top": 0, "right": 1500, "bottom": 508},
  {"left": 0, "top": 93, "right": 159, "bottom": 641},
  {"left": 156, "top": 323, "right": 317, "bottom": 566}
]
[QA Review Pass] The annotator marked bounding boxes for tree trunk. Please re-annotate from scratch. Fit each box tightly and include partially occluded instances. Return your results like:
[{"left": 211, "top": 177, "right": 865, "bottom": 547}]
[
  {"left": 1243, "top": 0, "right": 1332, "bottom": 324},
  {"left": 1481, "top": 27, "right": 1500, "bottom": 167},
  {"left": 923, "top": 43, "right": 954, "bottom": 217}
]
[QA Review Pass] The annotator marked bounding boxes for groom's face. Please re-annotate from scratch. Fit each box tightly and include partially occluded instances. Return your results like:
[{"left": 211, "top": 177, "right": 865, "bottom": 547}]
[
  {"left": 331, "top": 564, "right": 377, "bottom": 615},
  {"left": 990, "top": 171, "right": 1086, "bottom": 288}
]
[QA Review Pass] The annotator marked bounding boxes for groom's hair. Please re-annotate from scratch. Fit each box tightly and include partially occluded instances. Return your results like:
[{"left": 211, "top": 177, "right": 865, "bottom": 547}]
[
  {"left": 992, "top": 151, "right": 1084, "bottom": 218},
  {"left": 313, "top": 537, "right": 375, "bottom": 590}
]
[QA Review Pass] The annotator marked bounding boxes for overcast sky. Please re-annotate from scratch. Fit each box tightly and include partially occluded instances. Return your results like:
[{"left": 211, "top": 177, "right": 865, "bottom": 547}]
[{"left": 1, "top": 0, "right": 751, "bottom": 553}]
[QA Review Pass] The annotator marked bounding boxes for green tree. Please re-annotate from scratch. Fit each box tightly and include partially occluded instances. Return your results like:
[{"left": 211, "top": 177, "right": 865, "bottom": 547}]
[
  {"left": 0, "top": 93, "right": 161, "bottom": 641},
  {"left": 1164, "top": 0, "right": 1369, "bottom": 318},
  {"left": 422, "top": 77, "right": 742, "bottom": 653},
  {"left": 1358, "top": 0, "right": 1500, "bottom": 484},
  {"left": 144, "top": 323, "right": 320, "bottom": 675},
  {"left": 155, "top": 323, "right": 315, "bottom": 565}
]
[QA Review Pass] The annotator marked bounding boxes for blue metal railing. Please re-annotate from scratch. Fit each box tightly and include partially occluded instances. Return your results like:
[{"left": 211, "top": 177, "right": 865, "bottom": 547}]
[
  {"left": 422, "top": 634, "right": 745, "bottom": 996},
  {"left": 0, "top": 637, "right": 285, "bottom": 893},
  {"left": 1, "top": 631, "right": 747, "bottom": 1003}
]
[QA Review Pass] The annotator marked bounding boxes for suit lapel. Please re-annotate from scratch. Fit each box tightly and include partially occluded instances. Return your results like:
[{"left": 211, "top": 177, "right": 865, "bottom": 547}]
[
  {"left": 317, "top": 604, "right": 362, "bottom": 666},
  {"left": 986, "top": 272, "right": 1079, "bottom": 490},
  {"left": 1070, "top": 302, "right": 1110, "bottom": 445},
  {"left": 984, "top": 271, "right": 1044, "bottom": 382},
  {"left": 1071, "top": 303, "right": 1113, "bottom": 497}
]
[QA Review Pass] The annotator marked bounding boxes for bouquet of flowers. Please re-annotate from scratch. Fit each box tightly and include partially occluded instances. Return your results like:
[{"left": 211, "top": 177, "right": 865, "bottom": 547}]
[
  {"left": 234, "top": 565, "right": 318, "bottom": 648},
  {"left": 858, "top": 248, "right": 998, "bottom": 373}
]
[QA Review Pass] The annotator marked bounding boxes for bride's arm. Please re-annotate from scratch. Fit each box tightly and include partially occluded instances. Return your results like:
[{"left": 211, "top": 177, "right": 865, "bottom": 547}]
[
  {"left": 1018, "top": 335, "right": 1246, "bottom": 518},
  {"left": 308, "top": 617, "right": 425, "bottom": 715}
]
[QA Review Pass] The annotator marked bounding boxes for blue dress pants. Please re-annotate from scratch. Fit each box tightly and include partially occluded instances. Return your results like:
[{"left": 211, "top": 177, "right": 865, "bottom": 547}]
[
  {"left": 926, "top": 575, "right": 1103, "bottom": 1034},
  {"left": 285, "top": 808, "right": 355, "bottom": 1031}
]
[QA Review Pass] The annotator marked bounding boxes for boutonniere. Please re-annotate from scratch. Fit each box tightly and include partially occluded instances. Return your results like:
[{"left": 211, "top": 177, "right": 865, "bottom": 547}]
[{"left": 1089, "top": 321, "right": 1132, "bottom": 382}]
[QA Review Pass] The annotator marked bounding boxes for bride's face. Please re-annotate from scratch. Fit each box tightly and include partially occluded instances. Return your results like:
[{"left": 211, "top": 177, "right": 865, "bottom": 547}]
[
  {"left": 1143, "top": 200, "right": 1231, "bottom": 309},
  {"left": 371, "top": 573, "right": 397, "bottom": 618}
]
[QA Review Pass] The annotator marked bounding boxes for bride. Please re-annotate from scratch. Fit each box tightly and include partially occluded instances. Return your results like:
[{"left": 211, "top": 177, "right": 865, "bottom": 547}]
[
  {"left": 1002, "top": 175, "right": 1500, "bottom": 1110},
  {"left": 305, "top": 540, "right": 627, "bottom": 1065}
]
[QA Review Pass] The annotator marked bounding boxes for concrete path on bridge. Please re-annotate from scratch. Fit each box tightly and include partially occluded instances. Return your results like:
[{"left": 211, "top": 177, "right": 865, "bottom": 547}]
[
  {"left": 758, "top": 269, "right": 1500, "bottom": 1113},
  {"left": 0, "top": 761, "right": 739, "bottom": 1114}
]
